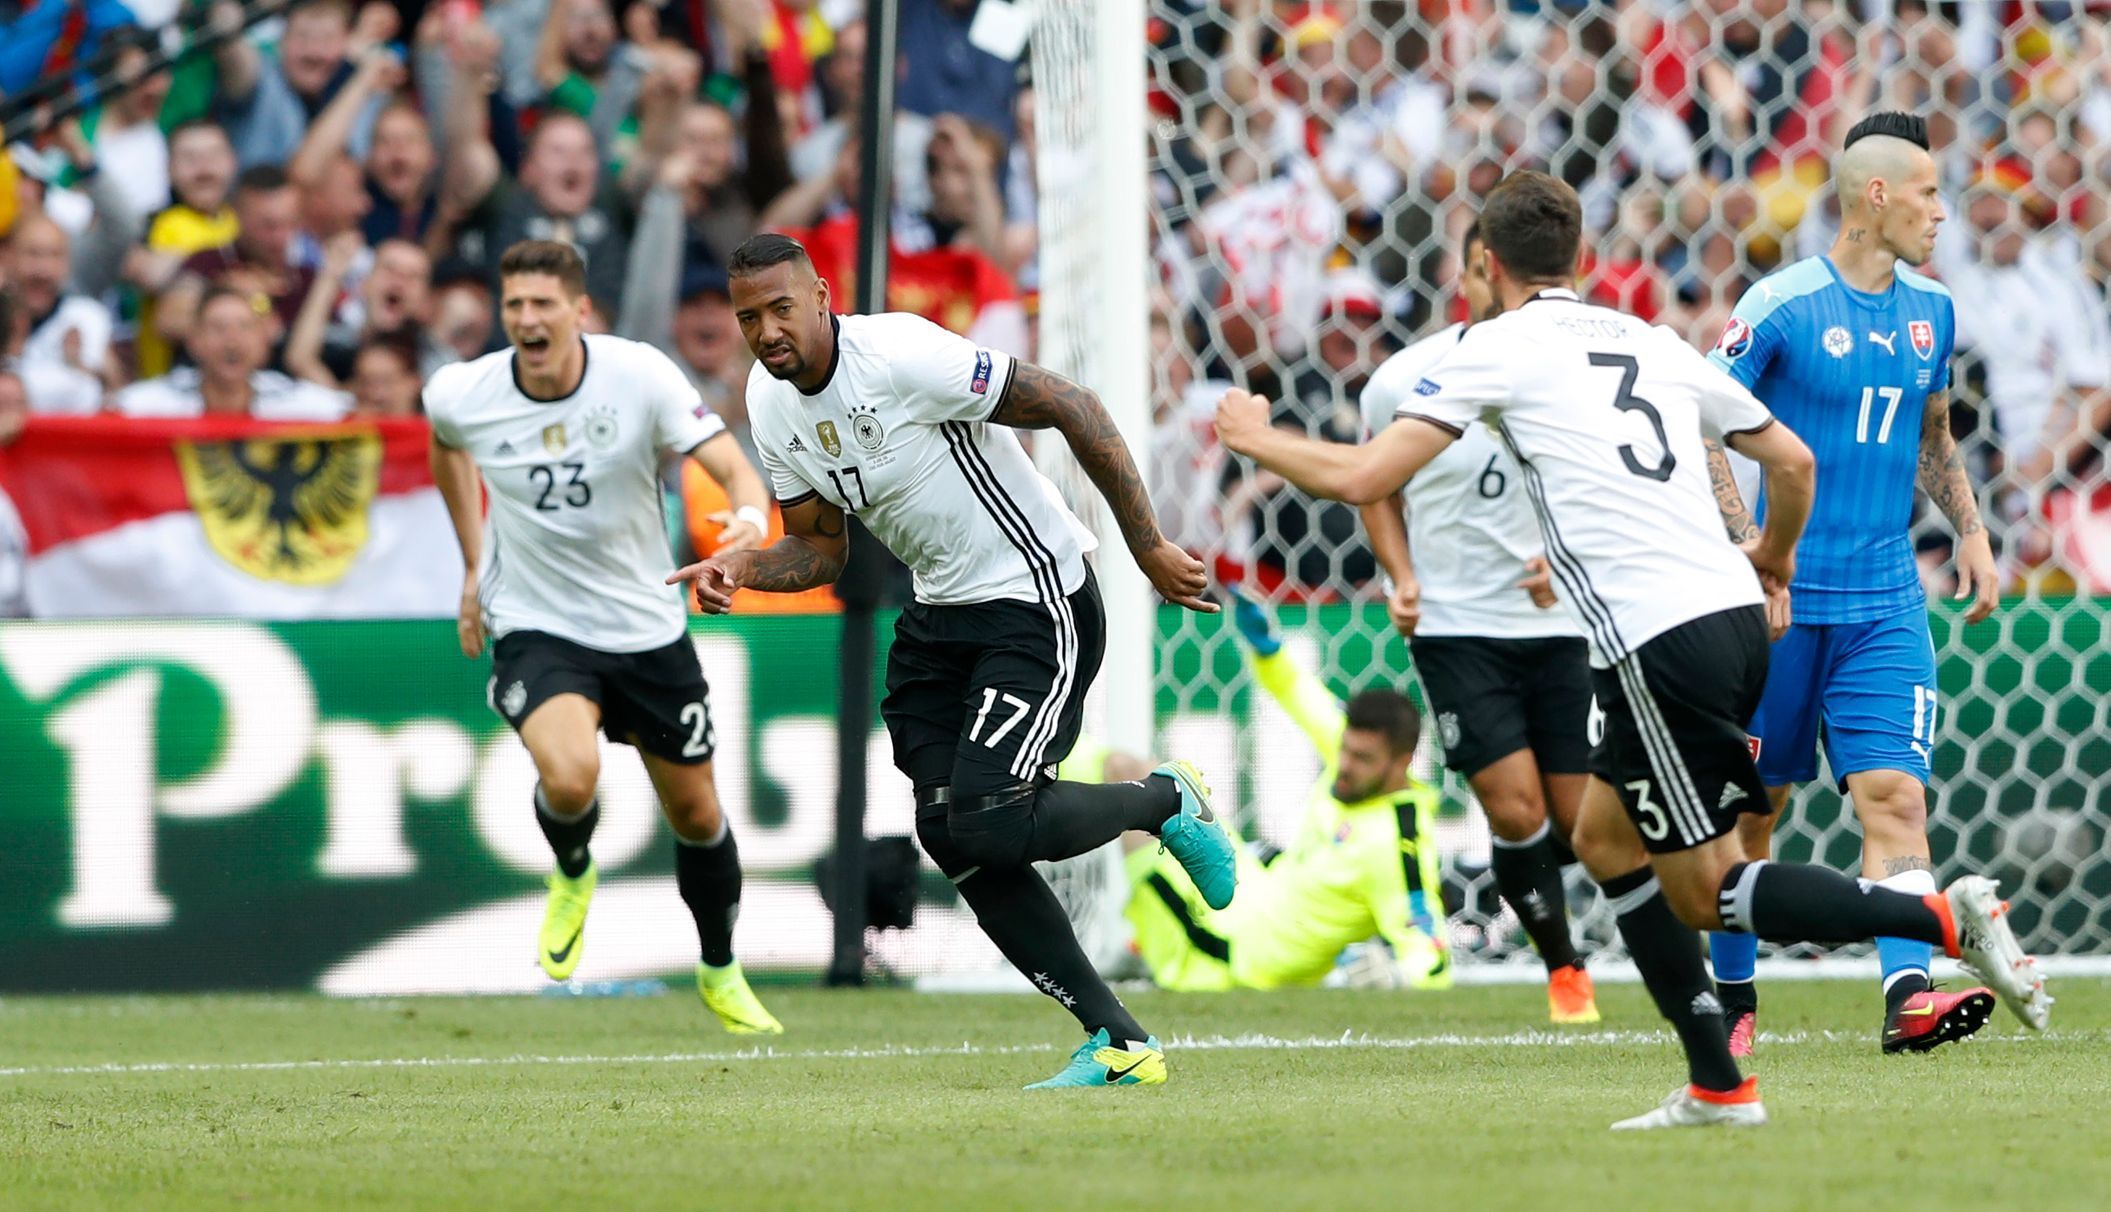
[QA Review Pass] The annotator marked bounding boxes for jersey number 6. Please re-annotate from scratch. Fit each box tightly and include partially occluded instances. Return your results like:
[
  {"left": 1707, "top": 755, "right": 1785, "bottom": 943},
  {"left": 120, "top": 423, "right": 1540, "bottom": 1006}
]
[{"left": 1590, "top": 353, "right": 1675, "bottom": 482}]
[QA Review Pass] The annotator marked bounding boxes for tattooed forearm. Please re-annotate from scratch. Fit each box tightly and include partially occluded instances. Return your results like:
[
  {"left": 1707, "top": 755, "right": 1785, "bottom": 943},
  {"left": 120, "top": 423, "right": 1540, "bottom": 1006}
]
[
  {"left": 1915, "top": 390, "right": 1985, "bottom": 538},
  {"left": 1882, "top": 855, "right": 1933, "bottom": 877},
  {"left": 1706, "top": 439, "right": 1760, "bottom": 543},
  {"left": 993, "top": 362, "right": 1163, "bottom": 552},
  {"left": 741, "top": 536, "right": 846, "bottom": 592}
]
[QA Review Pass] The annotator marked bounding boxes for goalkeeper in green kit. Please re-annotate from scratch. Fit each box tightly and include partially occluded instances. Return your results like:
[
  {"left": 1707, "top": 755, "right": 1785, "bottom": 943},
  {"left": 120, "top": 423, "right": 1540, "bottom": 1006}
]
[{"left": 1122, "top": 590, "right": 1451, "bottom": 991}]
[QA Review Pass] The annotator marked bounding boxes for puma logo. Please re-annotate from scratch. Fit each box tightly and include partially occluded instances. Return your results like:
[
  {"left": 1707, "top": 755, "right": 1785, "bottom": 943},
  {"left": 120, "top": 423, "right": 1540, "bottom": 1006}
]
[{"left": 1869, "top": 331, "right": 1898, "bottom": 354}]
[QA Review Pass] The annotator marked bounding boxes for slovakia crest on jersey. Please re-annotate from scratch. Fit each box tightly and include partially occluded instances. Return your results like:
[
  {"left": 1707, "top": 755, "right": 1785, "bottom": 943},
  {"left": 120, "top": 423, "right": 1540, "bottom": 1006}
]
[
  {"left": 1715, "top": 317, "right": 1753, "bottom": 359},
  {"left": 1909, "top": 320, "right": 1935, "bottom": 360}
]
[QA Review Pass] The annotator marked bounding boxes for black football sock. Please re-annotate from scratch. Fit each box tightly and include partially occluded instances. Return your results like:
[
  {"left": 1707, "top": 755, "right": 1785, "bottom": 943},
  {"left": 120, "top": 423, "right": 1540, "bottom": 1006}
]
[
  {"left": 951, "top": 777, "right": 1180, "bottom": 869},
  {"left": 1490, "top": 821, "right": 1581, "bottom": 972},
  {"left": 1601, "top": 866, "right": 1742, "bottom": 1093},
  {"left": 1029, "top": 775, "right": 1180, "bottom": 858},
  {"left": 1717, "top": 860, "right": 1946, "bottom": 947},
  {"left": 675, "top": 821, "right": 742, "bottom": 967},
  {"left": 534, "top": 785, "right": 598, "bottom": 879},
  {"left": 1718, "top": 977, "right": 1758, "bottom": 1021},
  {"left": 955, "top": 865, "right": 1147, "bottom": 1044}
]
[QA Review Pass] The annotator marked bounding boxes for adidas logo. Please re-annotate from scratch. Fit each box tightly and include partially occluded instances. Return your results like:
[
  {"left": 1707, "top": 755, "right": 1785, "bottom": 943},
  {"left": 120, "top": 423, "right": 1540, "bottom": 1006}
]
[
  {"left": 1720, "top": 783, "right": 1749, "bottom": 810},
  {"left": 1691, "top": 990, "right": 1723, "bottom": 1017},
  {"left": 788, "top": 435, "right": 807, "bottom": 452},
  {"left": 496, "top": 440, "right": 516, "bottom": 455}
]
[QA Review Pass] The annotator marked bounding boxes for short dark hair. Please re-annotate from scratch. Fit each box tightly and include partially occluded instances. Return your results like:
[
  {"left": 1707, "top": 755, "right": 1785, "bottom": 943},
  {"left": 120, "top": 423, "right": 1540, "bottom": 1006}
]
[
  {"left": 356, "top": 333, "right": 420, "bottom": 374},
  {"left": 235, "top": 164, "right": 291, "bottom": 196},
  {"left": 1844, "top": 110, "right": 1929, "bottom": 151},
  {"left": 1344, "top": 689, "right": 1421, "bottom": 756},
  {"left": 498, "top": 240, "right": 588, "bottom": 298},
  {"left": 1479, "top": 171, "right": 1581, "bottom": 285},
  {"left": 727, "top": 233, "right": 814, "bottom": 278}
]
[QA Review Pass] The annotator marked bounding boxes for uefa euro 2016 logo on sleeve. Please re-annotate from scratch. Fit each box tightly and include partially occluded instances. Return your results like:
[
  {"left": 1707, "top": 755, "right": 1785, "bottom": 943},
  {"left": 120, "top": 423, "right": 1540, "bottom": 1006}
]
[
  {"left": 1716, "top": 317, "right": 1753, "bottom": 360},
  {"left": 970, "top": 351, "right": 993, "bottom": 394}
]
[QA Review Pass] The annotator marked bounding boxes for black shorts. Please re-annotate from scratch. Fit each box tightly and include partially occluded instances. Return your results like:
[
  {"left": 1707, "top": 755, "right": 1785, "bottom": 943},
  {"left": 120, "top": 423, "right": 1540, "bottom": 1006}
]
[
  {"left": 1410, "top": 634, "right": 1592, "bottom": 778},
  {"left": 489, "top": 630, "right": 716, "bottom": 765},
  {"left": 1588, "top": 605, "right": 1770, "bottom": 854},
  {"left": 882, "top": 568, "right": 1106, "bottom": 795}
]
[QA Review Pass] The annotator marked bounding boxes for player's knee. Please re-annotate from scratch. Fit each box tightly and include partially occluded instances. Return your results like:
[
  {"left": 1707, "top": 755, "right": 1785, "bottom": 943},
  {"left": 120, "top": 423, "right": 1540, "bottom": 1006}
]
[
  {"left": 663, "top": 786, "right": 725, "bottom": 843},
  {"left": 1476, "top": 781, "right": 1548, "bottom": 842},
  {"left": 948, "top": 783, "right": 1037, "bottom": 870},
  {"left": 1855, "top": 777, "right": 1927, "bottom": 841},
  {"left": 1569, "top": 806, "right": 1642, "bottom": 883},
  {"left": 913, "top": 786, "right": 973, "bottom": 879},
  {"left": 1658, "top": 874, "right": 1724, "bottom": 932},
  {"left": 536, "top": 757, "right": 601, "bottom": 817}
]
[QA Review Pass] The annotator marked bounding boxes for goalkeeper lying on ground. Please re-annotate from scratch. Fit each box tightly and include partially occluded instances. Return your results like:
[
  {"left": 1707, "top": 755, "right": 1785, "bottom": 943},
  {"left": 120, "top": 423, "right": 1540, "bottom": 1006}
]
[{"left": 1123, "top": 590, "right": 1450, "bottom": 991}]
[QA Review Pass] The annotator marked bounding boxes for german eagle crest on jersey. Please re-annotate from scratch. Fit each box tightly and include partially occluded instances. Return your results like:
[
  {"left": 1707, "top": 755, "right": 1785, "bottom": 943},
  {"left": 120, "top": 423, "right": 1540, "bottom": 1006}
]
[{"left": 850, "top": 402, "right": 885, "bottom": 450}]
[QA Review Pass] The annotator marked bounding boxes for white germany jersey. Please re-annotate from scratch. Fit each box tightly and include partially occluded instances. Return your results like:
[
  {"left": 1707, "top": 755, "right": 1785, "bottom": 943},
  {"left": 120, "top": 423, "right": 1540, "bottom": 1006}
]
[
  {"left": 1400, "top": 290, "right": 1772, "bottom": 667},
  {"left": 746, "top": 313, "right": 1094, "bottom": 606},
  {"left": 425, "top": 333, "right": 724, "bottom": 653},
  {"left": 1362, "top": 324, "right": 1577, "bottom": 640}
]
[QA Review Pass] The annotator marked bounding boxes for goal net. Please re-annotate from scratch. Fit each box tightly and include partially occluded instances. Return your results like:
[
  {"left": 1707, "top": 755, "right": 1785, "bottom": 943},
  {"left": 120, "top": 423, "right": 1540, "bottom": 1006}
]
[{"left": 984, "top": 0, "right": 2111, "bottom": 981}]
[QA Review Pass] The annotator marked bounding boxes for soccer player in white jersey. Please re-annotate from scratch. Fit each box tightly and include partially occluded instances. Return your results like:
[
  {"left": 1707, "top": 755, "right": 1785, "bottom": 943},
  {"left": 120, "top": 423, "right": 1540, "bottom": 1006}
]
[
  {"left": 669, "top": 234, "right": 1235, "bottom": 1089},
  {"left": 425, "top": 240, "right": 784, "bottom": 1034},
  {"left": 1216, "top": 172, "right": 2048, "bottom": 1129},
  {"left": 1359, "top": 219, "right": 1598, "bottom": 1025}
]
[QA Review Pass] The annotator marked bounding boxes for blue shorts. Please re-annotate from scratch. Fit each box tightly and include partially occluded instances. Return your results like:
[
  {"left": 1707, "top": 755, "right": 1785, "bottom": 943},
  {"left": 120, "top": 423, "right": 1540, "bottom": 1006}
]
[{"left": 1748, "top": 609, "right": 1938, "bottom": 789}]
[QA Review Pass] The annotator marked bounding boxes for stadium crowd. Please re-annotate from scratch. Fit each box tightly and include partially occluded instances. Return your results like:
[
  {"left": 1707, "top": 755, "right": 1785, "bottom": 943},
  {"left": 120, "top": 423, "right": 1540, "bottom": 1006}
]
[{"left": 0, "top": 0, "right": 2108, "bottom": 610}]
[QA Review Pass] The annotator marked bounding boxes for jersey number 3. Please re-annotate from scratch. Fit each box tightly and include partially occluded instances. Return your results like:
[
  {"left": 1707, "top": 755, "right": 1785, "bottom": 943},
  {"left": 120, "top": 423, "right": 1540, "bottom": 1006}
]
[{"left": 1590, "top": 353, "right": 1676, "bottom": 482}]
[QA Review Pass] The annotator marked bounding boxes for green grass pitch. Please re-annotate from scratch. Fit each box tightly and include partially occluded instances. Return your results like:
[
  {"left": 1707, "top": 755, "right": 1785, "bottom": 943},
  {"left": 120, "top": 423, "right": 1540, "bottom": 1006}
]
[{"left": 6, "top": 978, "right": 2107, "bottom": 1211}]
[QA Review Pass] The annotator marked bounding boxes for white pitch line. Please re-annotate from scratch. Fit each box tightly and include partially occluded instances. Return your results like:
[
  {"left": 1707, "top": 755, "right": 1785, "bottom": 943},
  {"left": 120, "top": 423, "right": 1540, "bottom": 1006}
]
[{"left": 0, "top": 1027, "right": 2089, "bottom": 1080}]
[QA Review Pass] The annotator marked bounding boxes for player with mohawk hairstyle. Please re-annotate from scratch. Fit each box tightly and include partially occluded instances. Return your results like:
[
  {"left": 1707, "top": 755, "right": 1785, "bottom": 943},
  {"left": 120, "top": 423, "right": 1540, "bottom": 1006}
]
[{"left": 1703, "top": 111, "right": 2005, "bottom": 1057}]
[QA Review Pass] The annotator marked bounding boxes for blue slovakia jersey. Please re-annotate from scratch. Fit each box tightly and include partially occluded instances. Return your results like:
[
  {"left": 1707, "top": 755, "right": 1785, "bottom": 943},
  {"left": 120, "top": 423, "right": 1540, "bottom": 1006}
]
[{"left": 1707, "top": 256, "right": 1955, "bottom": 624}]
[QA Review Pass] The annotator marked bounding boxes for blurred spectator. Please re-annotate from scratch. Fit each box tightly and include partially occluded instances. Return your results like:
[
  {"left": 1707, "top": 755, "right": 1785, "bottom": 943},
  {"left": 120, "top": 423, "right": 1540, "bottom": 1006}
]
[
  {"left": 6, "top": 214, "right": 118, "bottom": 413},
  {"left": 347, "top": 333, "right": 423, "bottom": 416},
  {"left": 0, "top": 0, "right": 136, "bottom": 98},
  {"left": 624, "top": 45, "right": 792, "bottom": 268},
  {"left": 1941, "top": 174, "right": 2111, "bottom": 486},
  {"left": 430, "top": 259, "right": 496, "bottom": 364},
  {"left": 156, "top": 165, "right": 314, "bottom": 354},
  {"left": 790, "top": 18, "right": 933, "bottom": 215},
  {"left": 1246, "top": 269, "right": 1382, "bottom": 593},
  {"left": 130, "top": 120, "right": 239, "bottom": 376},
  {"left": 895, "top": 0, "right": 1019, "bottom": 141},
  {"left": 72, "top": 28, "right": 177, "bottom": 219},
  {"left": 669, "top": 265, "right": 751, "bottom": 452},
  {"left": 287, "top": 233, "right": 449, "bottom": 391},
  {"left": 899, "top": 114, "right": 1011, "bottom": 273},
  {"left": 116, "top": 285, "right": 350, "bottom": 419},
  {"left": 213, "top": 0, "right": 396, "bottom": 169},
  {"left": 536, "top": 0, "right": 647, "bottom": 160},
  {"left": 1149, "top": 308, "right": 1230, "bottom": 557},
  {"left": 444, "top": 16, "right": 628, "bottom": 314},
  {"left": 0, "top": 368, "right": 25, "bottom": 616}
]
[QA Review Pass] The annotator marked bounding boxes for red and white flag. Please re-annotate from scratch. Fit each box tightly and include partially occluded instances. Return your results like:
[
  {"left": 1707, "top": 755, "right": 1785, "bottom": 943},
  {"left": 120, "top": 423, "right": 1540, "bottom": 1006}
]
[{"left": 0, "top": 416, "right": 456, "bottom": 618}]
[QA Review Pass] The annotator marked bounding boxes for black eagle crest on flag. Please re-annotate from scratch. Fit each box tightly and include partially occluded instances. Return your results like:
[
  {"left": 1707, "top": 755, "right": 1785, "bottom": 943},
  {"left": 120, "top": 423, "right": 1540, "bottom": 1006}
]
[{"left": 175, "top": 434, "right": 382, "bottom": 585}]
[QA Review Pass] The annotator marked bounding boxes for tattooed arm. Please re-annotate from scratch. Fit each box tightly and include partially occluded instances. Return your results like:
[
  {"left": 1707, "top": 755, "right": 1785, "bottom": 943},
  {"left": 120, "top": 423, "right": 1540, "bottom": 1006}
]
[
  {"left": 667, "top": 493, "right": 848, "bottom": 612},
  {"left": 992, "top": 362, "right": 1215, "bottom": 611},
  {"left": 1706, "top": 439, "right": 1760, "bottom": 543},
  {"left": 1916, "top": 389, "right": 1999, "bottom": 623}
]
